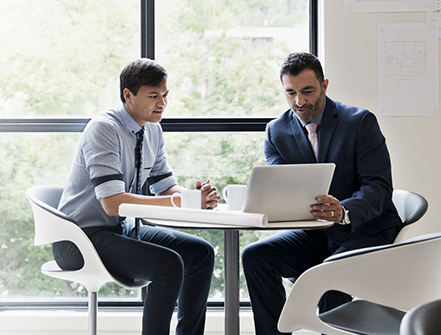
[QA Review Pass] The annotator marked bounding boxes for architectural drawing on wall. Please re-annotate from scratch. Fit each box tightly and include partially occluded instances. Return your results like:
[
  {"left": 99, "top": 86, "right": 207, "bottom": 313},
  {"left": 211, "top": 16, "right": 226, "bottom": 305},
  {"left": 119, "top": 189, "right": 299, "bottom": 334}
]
[
  {"left": 345, "top": 0, "right": 435, "bottom": 12},
  {"left": 378, "top": 23, "right": 438, "bottom": 116},
  {"left": 426, "top": 0, "right": 441, "bottom": 37},
  {"left": 384, "top": 41, "right": 426, "bottom": 77}
]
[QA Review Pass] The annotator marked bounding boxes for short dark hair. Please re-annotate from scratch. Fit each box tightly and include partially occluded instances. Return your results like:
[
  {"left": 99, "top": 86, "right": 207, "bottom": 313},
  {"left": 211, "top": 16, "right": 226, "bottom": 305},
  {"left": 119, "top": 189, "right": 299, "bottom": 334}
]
[
  {"left": 120, "top": 58, "right": 167, "bottom": 103},
  {"left": 279, "top": 52, "right": 324, "bottom": 83}
]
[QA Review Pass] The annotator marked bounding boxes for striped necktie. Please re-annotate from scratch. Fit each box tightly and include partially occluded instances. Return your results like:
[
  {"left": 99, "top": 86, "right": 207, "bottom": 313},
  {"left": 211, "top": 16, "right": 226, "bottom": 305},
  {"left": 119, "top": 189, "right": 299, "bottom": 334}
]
[{"left": 134, "top": 127, "right": 144, "bottom": 239}]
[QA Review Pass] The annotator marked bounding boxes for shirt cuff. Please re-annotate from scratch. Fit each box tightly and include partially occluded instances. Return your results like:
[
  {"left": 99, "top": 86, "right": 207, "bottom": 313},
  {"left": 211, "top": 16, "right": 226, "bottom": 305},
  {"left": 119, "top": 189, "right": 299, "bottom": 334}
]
[
  {"left": 95, "top": 179, "right": 125, "bottom": 199},
  {"left": 149, "top": 175, "right": 178, "bottom": 195}
]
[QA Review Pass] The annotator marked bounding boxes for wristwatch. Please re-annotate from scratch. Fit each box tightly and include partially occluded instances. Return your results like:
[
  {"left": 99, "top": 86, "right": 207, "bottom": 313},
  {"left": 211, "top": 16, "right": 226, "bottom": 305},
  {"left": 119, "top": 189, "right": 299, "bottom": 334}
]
[{"left": 340, "top": 205, "right": 351, "bottom": 225}]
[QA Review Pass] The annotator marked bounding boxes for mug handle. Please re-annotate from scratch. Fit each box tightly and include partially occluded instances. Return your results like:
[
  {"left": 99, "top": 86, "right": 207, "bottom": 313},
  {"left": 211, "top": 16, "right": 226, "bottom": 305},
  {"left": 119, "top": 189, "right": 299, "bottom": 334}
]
[
  {"left": 222, "top": 186, "right": 229, "bottom": 203},
  {"left": 171, "top": 192, "right": 180, "bottom": 208}
]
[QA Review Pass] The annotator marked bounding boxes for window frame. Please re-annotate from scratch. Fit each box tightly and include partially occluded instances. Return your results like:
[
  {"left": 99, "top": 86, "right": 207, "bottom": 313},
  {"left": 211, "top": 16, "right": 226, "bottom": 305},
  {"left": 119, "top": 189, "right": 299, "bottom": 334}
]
[{"left": 0, "top": 0, "right": 318, "bottom": 310}]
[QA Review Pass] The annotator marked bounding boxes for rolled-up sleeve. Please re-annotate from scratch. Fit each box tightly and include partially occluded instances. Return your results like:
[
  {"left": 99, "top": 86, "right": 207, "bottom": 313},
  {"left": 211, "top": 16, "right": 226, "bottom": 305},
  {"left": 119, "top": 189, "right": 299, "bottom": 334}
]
[{"left": 82, "top": 121, "right": 126, "bottom": 199}]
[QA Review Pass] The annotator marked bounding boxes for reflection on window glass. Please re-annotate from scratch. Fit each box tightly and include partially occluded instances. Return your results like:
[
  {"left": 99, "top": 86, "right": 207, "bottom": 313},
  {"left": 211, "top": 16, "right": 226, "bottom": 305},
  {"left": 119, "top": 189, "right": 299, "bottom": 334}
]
[
  {"left": 0, "top": 0, "right": 139, "bottom": 118},
  {"left": 156, "top": 0, "right": 309, "bottom": 117}
]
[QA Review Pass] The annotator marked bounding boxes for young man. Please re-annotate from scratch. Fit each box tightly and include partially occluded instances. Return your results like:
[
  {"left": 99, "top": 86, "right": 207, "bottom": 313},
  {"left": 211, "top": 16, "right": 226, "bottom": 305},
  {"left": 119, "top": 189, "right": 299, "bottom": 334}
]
[
  {"left": 242, "top": 52, "right": 403, "bottom": 335},
  {"left": 55, "top": 58, "right": 220, "bottom": 335}
]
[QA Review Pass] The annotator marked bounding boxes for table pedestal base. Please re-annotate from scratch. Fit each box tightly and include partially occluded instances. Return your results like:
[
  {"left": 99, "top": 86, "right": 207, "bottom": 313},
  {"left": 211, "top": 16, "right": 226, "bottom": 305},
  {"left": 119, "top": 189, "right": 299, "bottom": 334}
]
[{"left": 224, "top": 230, "right": 240, "bottom": 335}]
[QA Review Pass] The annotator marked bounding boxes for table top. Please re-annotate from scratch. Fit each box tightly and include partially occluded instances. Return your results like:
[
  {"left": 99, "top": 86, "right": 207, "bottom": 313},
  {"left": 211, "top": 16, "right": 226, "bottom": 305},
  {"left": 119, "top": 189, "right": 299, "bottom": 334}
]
[
  {"left": 143, "top": 218, "right": 333, "bottom": 230},
  {"left": 120, "top": 203, "right": 334, "bottom": 230}
]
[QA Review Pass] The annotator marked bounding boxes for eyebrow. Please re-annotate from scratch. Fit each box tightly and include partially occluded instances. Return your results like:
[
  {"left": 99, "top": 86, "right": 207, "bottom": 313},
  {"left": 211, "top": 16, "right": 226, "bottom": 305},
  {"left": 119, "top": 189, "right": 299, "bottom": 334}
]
[
  {"left": 285, "top": 85, "right": 316, "bottom": 92},
  {"left": 147, "top": 90, "right": 169, "bottom": 95}
]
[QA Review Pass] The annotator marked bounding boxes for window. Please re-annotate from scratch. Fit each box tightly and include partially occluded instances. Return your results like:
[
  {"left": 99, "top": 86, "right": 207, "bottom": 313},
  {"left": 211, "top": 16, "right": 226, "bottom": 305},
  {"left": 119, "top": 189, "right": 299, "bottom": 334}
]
[
  {"left": 0, "top": 0, "right": 313, "bottom": 307},
  {"left": 0, "top": 0, "right": 140, "bottom": 118},
  {"left": 156, "top": 0, "right": 310, "bottom": 117}
]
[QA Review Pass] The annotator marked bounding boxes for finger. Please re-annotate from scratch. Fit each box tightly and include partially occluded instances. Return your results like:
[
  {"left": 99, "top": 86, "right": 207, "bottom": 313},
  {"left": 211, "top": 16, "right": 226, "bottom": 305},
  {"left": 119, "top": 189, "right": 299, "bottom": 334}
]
[
  {"left": 316, "top": 195, "right": 340, "bottom": 205},
  {"left": 200, "top": 179, "right": 210, "bottom": 187},
  {"left": 316, "top": 195, "right": 332, "bottom": 204},
  {"left": 311, "top": 208, "right": 338, "bottom": 221},
  {"left": 311, "top": 203, "right": 331, "bottom": 212},
  {"left": 200, "top": 184, "right": 213, "bottom": 192},
  {"left": 205, "top": 199, "right": 219, "bottom": 209},
  {"left": 194, "top": 180, "right": 202, "bottom": 190},
  {"left": 206, "top": 194, "right": 220, "bottom": 203}
]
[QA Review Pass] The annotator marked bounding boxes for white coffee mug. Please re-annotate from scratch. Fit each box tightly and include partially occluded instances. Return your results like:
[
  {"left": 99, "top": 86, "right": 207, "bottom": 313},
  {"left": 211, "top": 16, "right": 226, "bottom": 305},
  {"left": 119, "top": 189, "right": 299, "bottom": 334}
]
[
  {"left": 222, "top": 184, "right": 247, "bottom": 211},
  {"left": 171, "top": 189, "right": 201, "bottom": 209}
]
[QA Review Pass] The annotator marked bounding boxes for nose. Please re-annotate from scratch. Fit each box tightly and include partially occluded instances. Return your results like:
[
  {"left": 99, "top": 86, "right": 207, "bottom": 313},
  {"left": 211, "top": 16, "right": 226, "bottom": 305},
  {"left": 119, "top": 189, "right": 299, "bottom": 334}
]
[
  {"left": 295, "top": 93, "right": 307, "bottom": 107},
  {"left": 157, "top": 96, "right": 167, "bottom": 107}
]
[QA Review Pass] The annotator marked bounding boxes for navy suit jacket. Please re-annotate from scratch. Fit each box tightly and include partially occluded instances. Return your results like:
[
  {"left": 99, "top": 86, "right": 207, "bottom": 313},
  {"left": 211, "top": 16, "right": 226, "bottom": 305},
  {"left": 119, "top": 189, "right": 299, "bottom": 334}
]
[{"left": 264, "top": 97, "right": 403, "bottom": 249}]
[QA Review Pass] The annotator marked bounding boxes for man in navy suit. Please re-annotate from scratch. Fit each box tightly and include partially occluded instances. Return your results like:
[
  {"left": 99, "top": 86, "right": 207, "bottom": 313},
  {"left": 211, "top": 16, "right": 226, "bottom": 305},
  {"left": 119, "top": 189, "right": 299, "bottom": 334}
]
[{"left": 242, "top": 52, "right": 403, "bottom": 335}]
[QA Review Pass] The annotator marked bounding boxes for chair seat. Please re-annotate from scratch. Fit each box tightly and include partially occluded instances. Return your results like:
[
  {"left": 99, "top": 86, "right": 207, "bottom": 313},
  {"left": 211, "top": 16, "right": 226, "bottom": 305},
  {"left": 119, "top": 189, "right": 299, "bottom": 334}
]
[
  {"left": 41, "top": 260, "right": 69, "bottom": 273},
  {"left": 111, "top": 273, "right": 150, "bottom": 288},
  {"left": 42, "top": 260, "right": 149, "bottom": 289},
  {"left": 319, "top": 300, "right": 406, "bottom": 335}
]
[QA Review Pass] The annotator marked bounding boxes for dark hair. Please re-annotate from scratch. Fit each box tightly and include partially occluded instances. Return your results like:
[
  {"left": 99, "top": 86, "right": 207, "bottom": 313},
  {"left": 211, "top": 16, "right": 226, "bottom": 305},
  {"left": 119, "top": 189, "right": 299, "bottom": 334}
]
[
  {"left": 120, "top": 58, "right": 167, "bottom": 103},
  {"left": 279, "top": 52, "right": 324, "bottom": 83}
]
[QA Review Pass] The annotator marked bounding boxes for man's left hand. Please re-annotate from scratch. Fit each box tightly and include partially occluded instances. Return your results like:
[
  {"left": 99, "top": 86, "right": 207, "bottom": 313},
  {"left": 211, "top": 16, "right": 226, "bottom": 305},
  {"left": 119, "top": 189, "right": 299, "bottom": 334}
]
[
  {"left": 195, "top": 180, "right": 220, "bottom": 210},
  {"left": 311, "top": 195, "right": 343, "bottom": 223}
]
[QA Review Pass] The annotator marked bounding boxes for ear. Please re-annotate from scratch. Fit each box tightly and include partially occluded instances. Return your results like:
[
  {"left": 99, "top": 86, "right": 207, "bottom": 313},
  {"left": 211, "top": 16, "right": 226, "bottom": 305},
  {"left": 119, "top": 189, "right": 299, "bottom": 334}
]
[
  {"left": 123, "top": 88, "right": 133, "bottom": 105},
  {"left": 322, "top": 79, "right": 329, "bottom": 94}
]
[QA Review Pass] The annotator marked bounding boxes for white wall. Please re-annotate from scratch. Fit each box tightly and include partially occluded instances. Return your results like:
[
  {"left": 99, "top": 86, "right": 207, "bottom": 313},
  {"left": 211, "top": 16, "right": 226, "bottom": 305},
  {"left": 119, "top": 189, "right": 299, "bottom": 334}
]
[{"left": 320, "top": 0, "right": 441, "bottom": 238}]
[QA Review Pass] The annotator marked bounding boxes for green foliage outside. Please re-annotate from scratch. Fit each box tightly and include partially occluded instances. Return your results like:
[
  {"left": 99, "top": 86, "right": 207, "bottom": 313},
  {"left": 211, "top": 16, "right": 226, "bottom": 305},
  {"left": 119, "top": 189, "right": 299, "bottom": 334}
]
[{"left": 0, "top": 0, "right": 308, "bottom": 301}]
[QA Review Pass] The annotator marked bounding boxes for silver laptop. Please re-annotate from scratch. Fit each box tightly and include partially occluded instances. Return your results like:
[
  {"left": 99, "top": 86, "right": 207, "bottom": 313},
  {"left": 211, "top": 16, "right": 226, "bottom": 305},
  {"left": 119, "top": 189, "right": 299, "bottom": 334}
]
[{"left": 242, "top": 163, "right": 336, "bottom": 222}]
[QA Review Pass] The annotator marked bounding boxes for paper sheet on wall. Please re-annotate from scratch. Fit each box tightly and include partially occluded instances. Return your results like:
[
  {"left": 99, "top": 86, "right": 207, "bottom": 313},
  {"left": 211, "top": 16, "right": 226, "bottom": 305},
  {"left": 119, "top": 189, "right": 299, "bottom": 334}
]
[
  {"left": 345, "top": 0, "right": 435, "bottom": 12},
  {"left": 378, "top": 23, "right": 439, "bottom": 116},
  {"left": 426, "top": 0, "right": 441, "bottom": 37}
]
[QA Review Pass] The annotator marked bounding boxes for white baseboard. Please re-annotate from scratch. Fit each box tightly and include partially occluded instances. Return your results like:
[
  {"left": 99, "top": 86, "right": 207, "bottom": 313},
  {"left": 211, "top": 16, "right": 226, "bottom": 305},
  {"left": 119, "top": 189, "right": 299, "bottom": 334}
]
[{"left": 0, "top": 310, "right": 319, "bottom": 335}]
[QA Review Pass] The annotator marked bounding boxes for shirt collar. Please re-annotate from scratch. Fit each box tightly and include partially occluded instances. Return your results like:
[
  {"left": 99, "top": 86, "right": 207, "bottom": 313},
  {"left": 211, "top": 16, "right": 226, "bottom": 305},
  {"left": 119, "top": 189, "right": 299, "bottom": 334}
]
[{"left": 117, "top": 103, "right": 144, "bottom": 136}]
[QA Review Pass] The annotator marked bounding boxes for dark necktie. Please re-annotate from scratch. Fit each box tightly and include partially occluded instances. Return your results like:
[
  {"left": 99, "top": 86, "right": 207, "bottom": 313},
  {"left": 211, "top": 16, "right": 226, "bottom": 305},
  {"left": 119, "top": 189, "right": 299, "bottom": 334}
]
[{"left": 134, "top": 127, "right": 144, "bottom": 239}]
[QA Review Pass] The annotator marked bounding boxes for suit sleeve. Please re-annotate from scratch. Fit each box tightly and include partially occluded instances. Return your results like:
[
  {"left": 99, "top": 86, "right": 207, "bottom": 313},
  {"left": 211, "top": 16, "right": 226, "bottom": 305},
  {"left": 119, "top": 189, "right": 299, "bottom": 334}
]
[
  {"left": 264, "top": 122, "right": 286, "bottom": 165},
  {"left": 341, "top": 112, "right": 394, "bottom": 232}
]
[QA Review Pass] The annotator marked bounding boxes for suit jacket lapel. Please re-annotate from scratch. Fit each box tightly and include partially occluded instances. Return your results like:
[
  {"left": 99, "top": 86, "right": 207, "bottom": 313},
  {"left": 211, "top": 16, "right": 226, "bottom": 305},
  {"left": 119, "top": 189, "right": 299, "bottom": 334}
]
[
  {"left": 289, "top": 113, "right": 316, "bottom": 162},
  {"left": 317, "top": 97, "right": 338, "bottom": 163}
]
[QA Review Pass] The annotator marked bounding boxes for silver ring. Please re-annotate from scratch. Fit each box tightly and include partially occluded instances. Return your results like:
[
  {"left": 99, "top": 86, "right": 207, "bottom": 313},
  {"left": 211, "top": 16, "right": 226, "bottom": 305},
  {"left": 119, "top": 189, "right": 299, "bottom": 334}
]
[{"left": 331, "top": 211, "right": 334, "bottom": 217}]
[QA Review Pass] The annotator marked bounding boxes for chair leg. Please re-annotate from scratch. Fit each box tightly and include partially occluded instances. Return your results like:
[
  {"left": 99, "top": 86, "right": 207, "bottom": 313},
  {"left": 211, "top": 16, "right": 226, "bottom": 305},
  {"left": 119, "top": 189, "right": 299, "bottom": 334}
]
[{"left": 88, "top": 291, "right": 98, "bottom": 335}]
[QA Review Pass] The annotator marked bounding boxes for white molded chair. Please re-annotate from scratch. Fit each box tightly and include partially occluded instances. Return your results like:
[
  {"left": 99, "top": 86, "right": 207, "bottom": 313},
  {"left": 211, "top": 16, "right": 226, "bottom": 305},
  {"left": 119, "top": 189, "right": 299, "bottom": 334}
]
[
  {"left": 278, "top": 189, "right": 431, "bottom": 335},
  {"left": 26, "top": 185, "right": 149, "bottom": 335},
  {"left": 392, "top": 189, "right": 429, "bottom": 243},
  {"left": 278, "top": 233, "right": 441, "bottom": 335}
]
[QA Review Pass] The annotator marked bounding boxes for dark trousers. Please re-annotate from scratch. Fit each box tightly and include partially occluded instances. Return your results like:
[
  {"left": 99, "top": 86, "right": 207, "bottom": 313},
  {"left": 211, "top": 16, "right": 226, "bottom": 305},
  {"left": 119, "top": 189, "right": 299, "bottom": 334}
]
[
  {"left": 53, "top": 220, "right": 214, "bottom": 335},
  {"left": 242, "top": 229, "right": 352, "bottom": 335}
]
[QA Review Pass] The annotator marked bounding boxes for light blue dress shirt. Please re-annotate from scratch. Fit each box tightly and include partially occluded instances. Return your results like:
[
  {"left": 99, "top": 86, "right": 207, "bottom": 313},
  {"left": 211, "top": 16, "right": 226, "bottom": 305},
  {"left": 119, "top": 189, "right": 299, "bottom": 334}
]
[{"left": 58, "top": 104, "right": 178, "bottom": 228}]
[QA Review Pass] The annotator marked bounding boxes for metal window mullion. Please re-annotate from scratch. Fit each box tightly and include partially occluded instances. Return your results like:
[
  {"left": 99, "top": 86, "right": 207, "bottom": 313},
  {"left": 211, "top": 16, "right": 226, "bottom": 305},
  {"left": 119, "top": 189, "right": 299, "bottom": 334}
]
[
  {"left": 141, "top": 0, "right": 155, "bottom": 59},
  {"left": 0, "top": 118, "right": 273, "bottom": 133},
  {"left": 309, "top": 0, "right": 318, "bottom": 56}
]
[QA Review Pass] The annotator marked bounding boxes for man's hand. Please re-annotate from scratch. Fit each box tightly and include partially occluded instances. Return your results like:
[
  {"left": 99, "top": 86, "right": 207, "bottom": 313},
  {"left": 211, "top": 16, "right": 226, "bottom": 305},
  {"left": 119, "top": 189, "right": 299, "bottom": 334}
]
[
  {"left": 311, "top": 195, "right": 343, "bottom": 223},
  {"left": 195, "top": 179, "right": 220, "bottom": 210}
]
